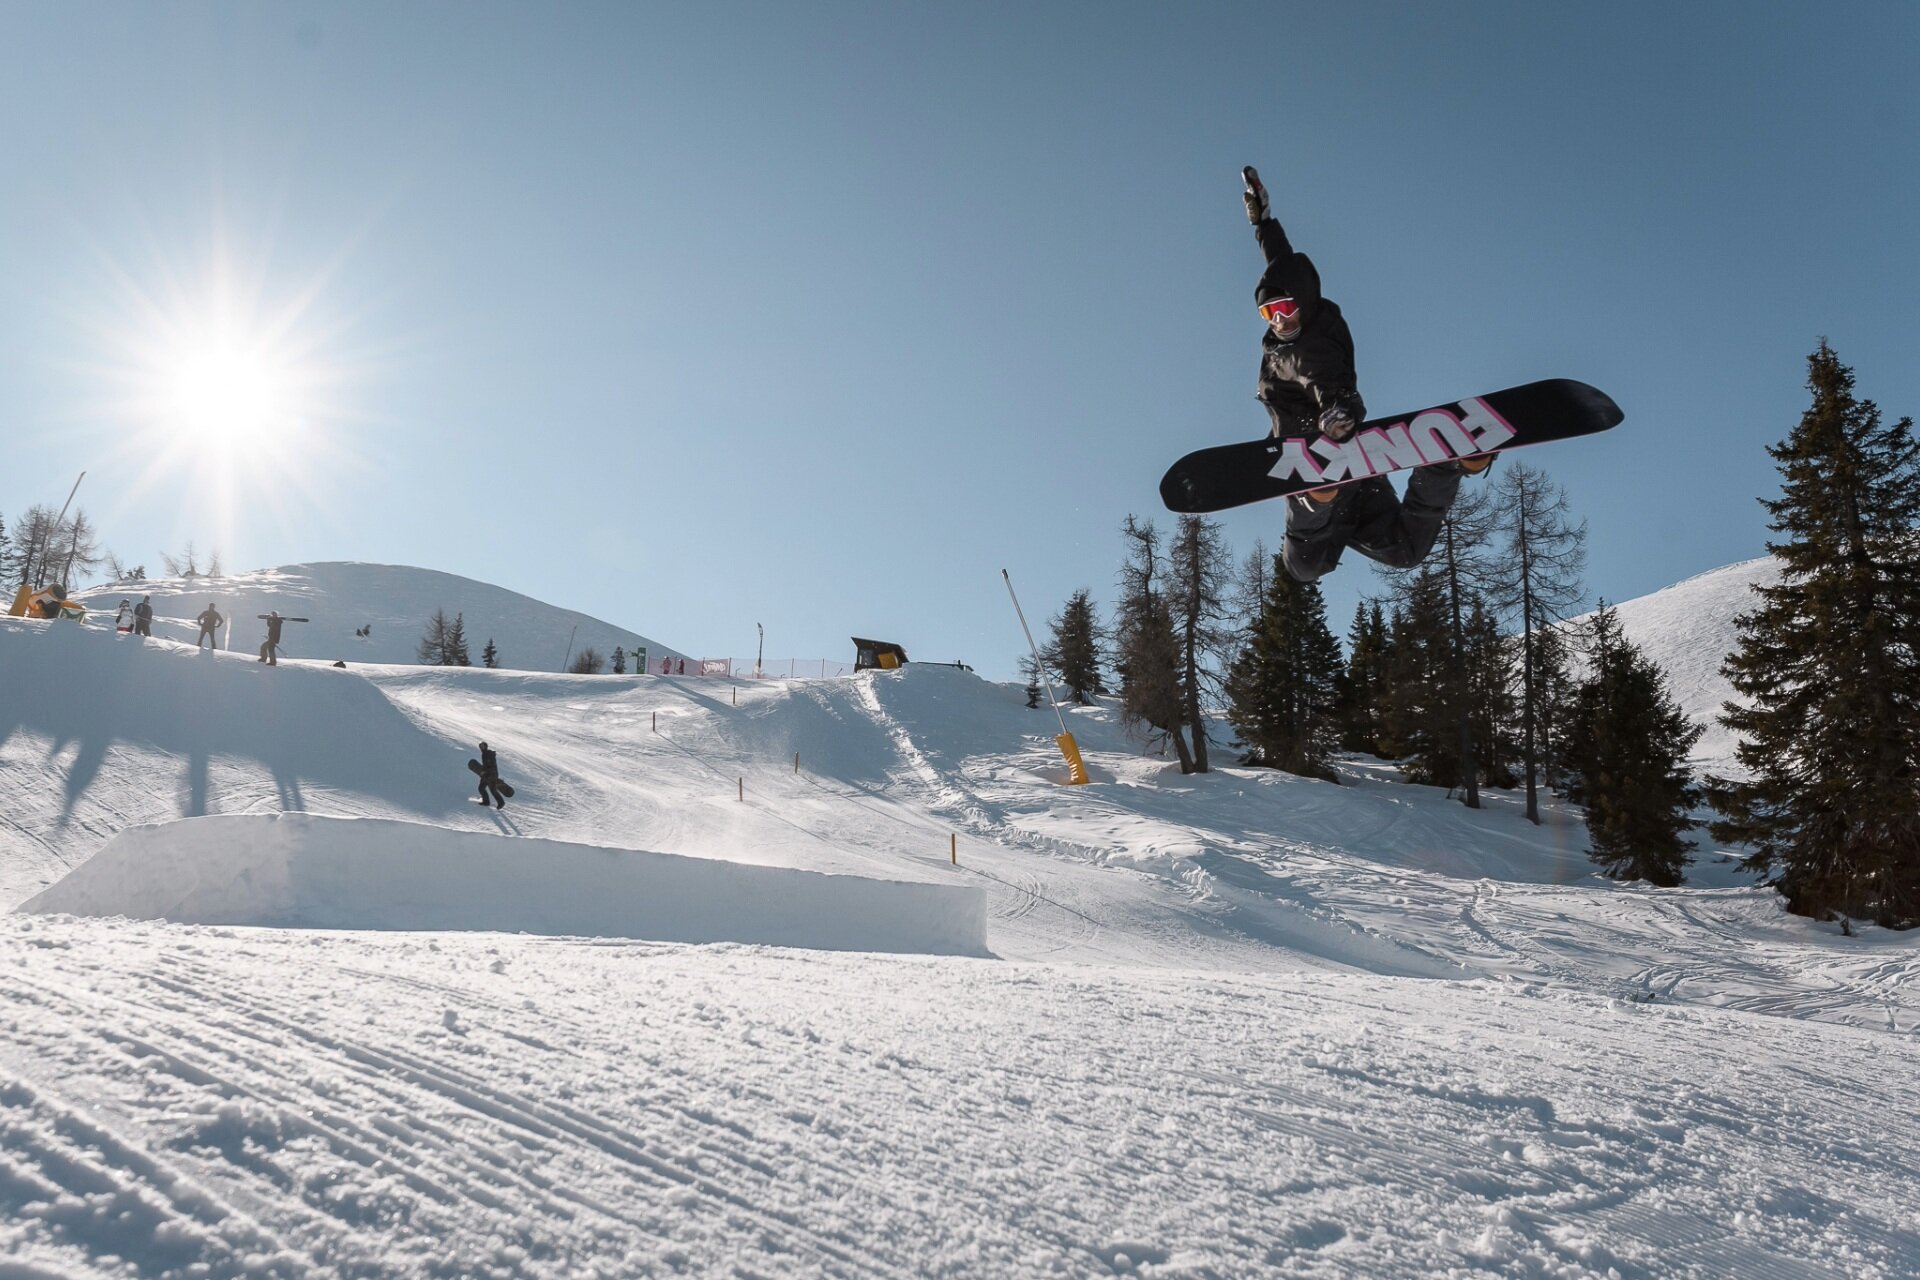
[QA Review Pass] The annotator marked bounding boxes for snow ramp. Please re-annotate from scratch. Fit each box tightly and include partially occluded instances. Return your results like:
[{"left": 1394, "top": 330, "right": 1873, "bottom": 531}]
[{"left": 20, "top": 813, "right": 988, "bottom": 955}]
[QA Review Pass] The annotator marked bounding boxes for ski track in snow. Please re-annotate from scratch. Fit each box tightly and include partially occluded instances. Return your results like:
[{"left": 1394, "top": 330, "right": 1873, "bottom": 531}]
[{"left": 4, "top": 560, "right": 1920, "bottom": 1277}]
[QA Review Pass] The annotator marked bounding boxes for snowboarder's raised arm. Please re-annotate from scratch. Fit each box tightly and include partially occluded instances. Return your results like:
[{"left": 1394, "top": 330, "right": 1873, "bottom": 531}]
[{"left": 1243, "top": 166, "right": 1294, "bottom": 264}]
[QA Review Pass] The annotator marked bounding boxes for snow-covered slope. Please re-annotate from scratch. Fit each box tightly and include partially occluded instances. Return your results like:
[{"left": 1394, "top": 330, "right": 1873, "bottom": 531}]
[
  {"left": 71, "top": 561, "right": 685, "bottom": 672},
  {"left": 4, "top": 558, "right": 1917, "bottom": 1278},
  {"left": 1607, "top": 555, "right": 1779, "bottom": 774}
]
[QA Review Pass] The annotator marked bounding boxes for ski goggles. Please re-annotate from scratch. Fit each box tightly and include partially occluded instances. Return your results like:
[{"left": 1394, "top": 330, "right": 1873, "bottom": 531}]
[{"left": 1258, "top": 296, "right": 1301, "bottom": 324}]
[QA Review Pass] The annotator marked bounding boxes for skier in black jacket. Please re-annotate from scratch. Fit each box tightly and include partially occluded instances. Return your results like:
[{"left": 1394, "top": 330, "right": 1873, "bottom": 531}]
[{"left": 1244, "top": 166, "right": 1490, "bottom": 583}]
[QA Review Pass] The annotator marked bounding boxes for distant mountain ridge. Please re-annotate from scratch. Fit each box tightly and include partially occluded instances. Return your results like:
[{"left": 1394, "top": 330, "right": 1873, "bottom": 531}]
[{"left": 73, "top": 561, "right": 684, "bottom": 672}]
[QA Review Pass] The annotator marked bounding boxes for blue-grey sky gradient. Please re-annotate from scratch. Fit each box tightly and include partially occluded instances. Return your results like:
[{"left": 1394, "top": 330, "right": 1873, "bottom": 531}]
[{"left": 3, "top": 3, "right": 1914, "bottom": 678}]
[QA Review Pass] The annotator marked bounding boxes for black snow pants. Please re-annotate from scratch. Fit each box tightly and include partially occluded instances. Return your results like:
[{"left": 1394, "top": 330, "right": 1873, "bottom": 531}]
[{"left": 1281, "top": 466, "right": 1463, "bottom": 584}]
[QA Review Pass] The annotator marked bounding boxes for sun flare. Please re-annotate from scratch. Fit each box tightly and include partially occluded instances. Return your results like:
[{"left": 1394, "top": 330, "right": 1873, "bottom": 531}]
[{"left": 164, "top": 340, "right": 289, "bottom": 447}]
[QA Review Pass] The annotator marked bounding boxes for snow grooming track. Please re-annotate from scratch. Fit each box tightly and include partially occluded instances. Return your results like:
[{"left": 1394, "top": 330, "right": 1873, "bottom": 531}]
[{"left": 5, "top": 918, "right": 1920, "bottom": 1278}]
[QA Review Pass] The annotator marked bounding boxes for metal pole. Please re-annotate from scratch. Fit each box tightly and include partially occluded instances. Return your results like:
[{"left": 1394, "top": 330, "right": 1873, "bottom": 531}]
[
  {"left": 560, "top": 624, "right": 577, "bottom": 673},
  {"left": 1001, "top": 569, "right": 1071, "bottom": 739},
  {"left": 756, "top": 622, "right": 764, "bottom": 678}
]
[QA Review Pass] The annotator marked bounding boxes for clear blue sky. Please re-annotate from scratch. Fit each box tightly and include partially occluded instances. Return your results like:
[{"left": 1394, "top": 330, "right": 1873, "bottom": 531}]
[{"left": 3, "top": 3, "right": 1914, "bottom": 680}]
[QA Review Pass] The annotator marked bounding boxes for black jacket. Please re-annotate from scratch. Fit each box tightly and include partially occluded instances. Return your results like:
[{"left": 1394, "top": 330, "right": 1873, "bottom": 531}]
[
  {"left": 478, "top": 746, "right": 500, "bottom": 780},
  {"left": 1254, "top": 217, "right": 1364, "bottom": 437}
]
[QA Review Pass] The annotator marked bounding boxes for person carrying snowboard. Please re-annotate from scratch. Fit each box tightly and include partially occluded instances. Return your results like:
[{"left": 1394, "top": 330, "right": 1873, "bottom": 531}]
[
  {"left": 257, "top": 610, "right": 285, "bottom": 665},
  {"left": 1243, "top": 166, "right": 1491, "bottom": 583},
  {"left": 196, "top": 603, "right": 223, "bottom": 649},
  {"left": 475, "top": 741, "right": 509, "bottom": 809}
]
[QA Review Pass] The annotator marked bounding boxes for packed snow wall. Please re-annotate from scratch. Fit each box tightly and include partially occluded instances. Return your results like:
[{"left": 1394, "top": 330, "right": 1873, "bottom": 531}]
[{"left": 20, "top": 813, "right": 989, "bottom": 956}]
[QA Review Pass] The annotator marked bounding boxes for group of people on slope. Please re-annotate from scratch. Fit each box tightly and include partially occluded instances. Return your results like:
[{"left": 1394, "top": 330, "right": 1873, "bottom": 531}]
[{"left": 111, "top": 596, "right": 296, "bottom": 664}]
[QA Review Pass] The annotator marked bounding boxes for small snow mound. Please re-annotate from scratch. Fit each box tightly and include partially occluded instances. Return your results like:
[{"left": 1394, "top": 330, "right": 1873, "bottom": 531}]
[{"left": 19, "top": 814, "right": 987, "bottom": 955}]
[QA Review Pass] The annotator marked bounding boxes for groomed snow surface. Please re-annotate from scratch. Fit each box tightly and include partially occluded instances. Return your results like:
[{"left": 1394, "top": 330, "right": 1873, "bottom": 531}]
[{"left": 3, "top": 560, "right": 1918, "bottom": 1279}]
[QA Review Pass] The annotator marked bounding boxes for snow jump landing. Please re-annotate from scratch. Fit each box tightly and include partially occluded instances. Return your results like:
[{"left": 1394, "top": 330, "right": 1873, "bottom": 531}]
[{"left": 20, "top": 813, "right": 989, "bottom": 956}]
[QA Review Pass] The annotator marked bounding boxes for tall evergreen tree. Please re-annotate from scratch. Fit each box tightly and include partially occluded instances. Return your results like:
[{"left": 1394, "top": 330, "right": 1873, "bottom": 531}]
[
  {"left": 448, "top": 613, "right": 472, "bottom": 667},
  {"left": 1461, "top": 598, "right": 1521, "bottom": 789},
  {"left": 1531, "top": 623, "right": 1582, "bottom": 796},
  {"left": 1710, "top": 343, "right": 1920, "bottom": 926},
  {"left": 1043, "top": 589, "right": 1106, "bottom": 704},
  {"left": 1338, "top": 601, "right": 1391, "bottom": 755},
  {"left": 1379, "top": 569, "right": 1462, "bottom": 786},
  {"left": 417, "top": 609, "right": 452, "bottom": 664},
  {"left": 1567, "top": 604, "right": 1703, "bottom": 886},
  {"left": 1224, "top": 559, "right": 1343, "bottom": 780},
  {"left": 1113, "top": 516, "right": 1195, "bottom": 772},
  {"left": 1422, "top": 486, "right": 1504, "bottom": 807},
  {"left": 482, "top": 638, "right": 499, "bottom": 669},
  {"left": 1168, "top": 514, "right": 1234, "bottom": 774},
  {"left": 1489, "top": 461, "right": 1588, "bottom": 823}
]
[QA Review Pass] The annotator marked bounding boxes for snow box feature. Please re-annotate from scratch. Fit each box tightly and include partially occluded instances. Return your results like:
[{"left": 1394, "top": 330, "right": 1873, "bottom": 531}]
[{"left": 21, "top": 814, "right": 988, "bottom": 956}]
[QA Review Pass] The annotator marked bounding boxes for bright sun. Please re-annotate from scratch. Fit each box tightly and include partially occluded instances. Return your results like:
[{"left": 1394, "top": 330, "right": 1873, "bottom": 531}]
[{"left": 165, "top": 342, "right": 288, "bottom": 445}]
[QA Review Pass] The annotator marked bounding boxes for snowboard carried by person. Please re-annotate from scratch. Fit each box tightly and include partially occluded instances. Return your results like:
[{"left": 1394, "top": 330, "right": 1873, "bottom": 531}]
[
  {"left": 466, "top": 758, "right": 516, "bottom": 800},
  {"left": 469, "top": 742, "right": 514, "bottom": 807},
  {"left": 1161, "top": 166, "right": 1621, "bottom": 583},
  {"left": 255, "top": 611, "right": 309, "bottom": 665}
]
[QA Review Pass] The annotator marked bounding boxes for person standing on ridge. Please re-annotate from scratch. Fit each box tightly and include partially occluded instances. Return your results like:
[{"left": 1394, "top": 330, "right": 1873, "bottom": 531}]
[
  {"left": 133, "top": 596, "right": 154, "bottom": 637},
  {"left": 1243, "top": 165, "right": 1491, "bottom": 583},
  {"left": 195, "top": 602, "right": 223, "bottom": 649}
]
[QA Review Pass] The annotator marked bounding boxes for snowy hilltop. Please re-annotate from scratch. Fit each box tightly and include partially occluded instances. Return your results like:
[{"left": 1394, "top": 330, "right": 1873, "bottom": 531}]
[
  {"left": 1604, "top": 555, "right": 1779, "bottom": 776},
  {"left": 71, "top": 561, "right": 685, "bottom": 673},
  {"left": 1, "top": 556, "right": 1916, "bottom": 1279}
]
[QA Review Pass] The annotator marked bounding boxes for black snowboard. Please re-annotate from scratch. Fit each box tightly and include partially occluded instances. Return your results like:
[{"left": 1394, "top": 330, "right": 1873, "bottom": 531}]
[
  {"left": 1160, "top": 378, "right": 1622, "bottom": 514},
  {"left": 467, "top": 758, "right": 516, "bottom": 798}
]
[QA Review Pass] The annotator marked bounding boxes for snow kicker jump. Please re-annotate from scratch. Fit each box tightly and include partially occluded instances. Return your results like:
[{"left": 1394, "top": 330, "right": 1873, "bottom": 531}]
[{"left": 1160, "top": 378, "right": 1623, "bottom": 514}]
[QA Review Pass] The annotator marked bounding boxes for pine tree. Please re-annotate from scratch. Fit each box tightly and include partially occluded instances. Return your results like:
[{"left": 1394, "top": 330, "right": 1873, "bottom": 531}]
[
  {"left": 1567, "top": 604, "right": 1703, "bottom": 886},
  {"left": 417, "top": 609, "right": 452, "bottom": 664},
  {"left": 1338, "top": 601, "right": 1391, "bottom": 755},
  {"left": 448, "top": 613, "right": 472, "bottom": 667},
  {"left": 0, "top": 513, "right": 12, "bottom": 590},
  {"left": 1461, "top": 598, "right": 1520, "bottom": 789},
  {"left": 1224, "top": 557, "right": 1343, "bottom": 780},
  {"left": 482, "top": 639, "right": 499, "bottom": 669},
  {"left": 1422, "top": 486, "right": 1504, "bottom": 807},
  {"left": 1531, "top": 623, "right": 1582, "bottom": 796},
  {"left": 1379, "top": 569, "right": 1461, "bottom": 785},
  {"left": 1019, "top": 653, "right": 1044, "bottom": 709},
  {"left": 1168, "top": 514, "right": 1234, "bottom": 773},
  {"left": 612, "top": 646, "right": 627, "bottom": 675},
  {"left": 1043, "top": 589, "right": 1106, "bottom": 704},
  {"left": 1489, "top": 461, "right": 1588, "bottom": 823},
  {"left": 1113, "top": 516, "right": 1194, "bottom": 772},
  {"left": 1710, "top": 343, "right": 1920, "bottom": 926}
]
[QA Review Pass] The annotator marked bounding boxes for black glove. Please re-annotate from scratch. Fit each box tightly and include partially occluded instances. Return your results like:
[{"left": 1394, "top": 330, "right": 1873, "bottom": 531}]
[
  {"left": 1317, "top": 396, "right": 1363, "bottom": 443},
  {"left": 1242, "top": 166, "right": 1270, "bottom": 225}
]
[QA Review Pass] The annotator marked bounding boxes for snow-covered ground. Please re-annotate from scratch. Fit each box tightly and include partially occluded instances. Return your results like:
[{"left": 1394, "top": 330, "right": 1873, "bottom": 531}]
[{"left": 3, "top": 560, "right": 1916, "bottom": 1278}]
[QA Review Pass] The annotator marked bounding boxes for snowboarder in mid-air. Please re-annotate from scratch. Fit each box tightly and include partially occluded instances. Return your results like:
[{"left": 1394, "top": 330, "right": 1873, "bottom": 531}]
[{"left": 1243, "top": 165, "right": 1492, "bottom": 583}]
